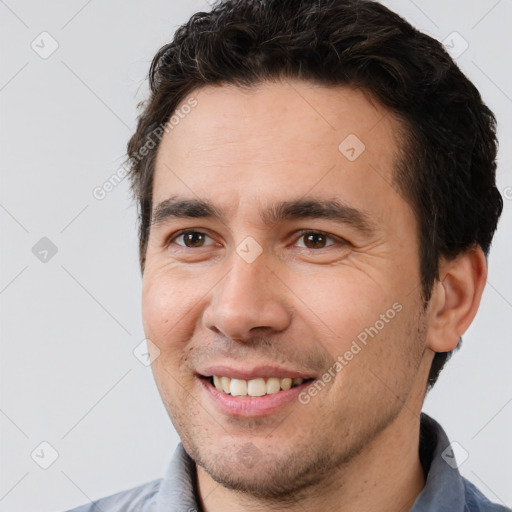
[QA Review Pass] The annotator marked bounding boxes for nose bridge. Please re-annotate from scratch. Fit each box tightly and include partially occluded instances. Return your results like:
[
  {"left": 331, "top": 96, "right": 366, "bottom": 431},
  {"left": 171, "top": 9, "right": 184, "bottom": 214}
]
[{"left": 203, "top": 250, "right": 291, "bottom": 340}]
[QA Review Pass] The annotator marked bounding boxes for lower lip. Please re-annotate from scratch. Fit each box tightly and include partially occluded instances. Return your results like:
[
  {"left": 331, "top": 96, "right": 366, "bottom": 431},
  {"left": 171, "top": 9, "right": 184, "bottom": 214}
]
[{"left": 199, "top": 377, "right": 314, "bottom": 417}]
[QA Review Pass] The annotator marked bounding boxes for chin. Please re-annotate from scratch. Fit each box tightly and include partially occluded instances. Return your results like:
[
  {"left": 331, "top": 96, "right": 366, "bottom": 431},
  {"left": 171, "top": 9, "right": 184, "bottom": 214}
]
[
  {"left": 201, "top": 459, "right": 320, "bottom": 499},
  {"left": 189, "top": 438, "right": 344, "bottom": 500}
]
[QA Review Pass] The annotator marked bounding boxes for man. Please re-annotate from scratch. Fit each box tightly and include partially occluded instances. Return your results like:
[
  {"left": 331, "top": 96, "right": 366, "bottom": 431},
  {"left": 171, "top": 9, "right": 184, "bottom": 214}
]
[{"left": 66, "top": 0, "right": 509, "bottom": 510}]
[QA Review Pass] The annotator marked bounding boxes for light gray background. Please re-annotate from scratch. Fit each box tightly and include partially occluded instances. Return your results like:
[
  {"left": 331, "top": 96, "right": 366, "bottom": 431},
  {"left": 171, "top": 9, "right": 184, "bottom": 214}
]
[{"left": 1, "top": 1, "right": 511, "bottom": 511}]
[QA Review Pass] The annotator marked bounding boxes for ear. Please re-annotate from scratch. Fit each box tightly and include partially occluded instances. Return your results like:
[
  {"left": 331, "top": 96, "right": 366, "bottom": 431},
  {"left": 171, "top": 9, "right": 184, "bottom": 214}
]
[{"left": 426, "top": 245, "right": 487, "bottom": 353}]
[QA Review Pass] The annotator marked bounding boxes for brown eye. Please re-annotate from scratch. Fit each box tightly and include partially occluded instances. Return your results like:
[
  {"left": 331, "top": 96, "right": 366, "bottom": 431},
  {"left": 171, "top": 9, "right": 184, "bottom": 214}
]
[
  {"left": 296, "top": 231, "right": 336, "bottom": 249},
  {"left": 304, "top": 233, "right": 327, "bottom": 249},
  {"left": 172, "top": 231, "right": 215, "bottom": 248}
]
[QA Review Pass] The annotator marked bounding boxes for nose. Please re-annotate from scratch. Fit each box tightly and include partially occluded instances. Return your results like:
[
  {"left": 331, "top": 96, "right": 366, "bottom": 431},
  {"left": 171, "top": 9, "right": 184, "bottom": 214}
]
[{"left": 202, "top": 254, "right": 292, "bottom": 342}]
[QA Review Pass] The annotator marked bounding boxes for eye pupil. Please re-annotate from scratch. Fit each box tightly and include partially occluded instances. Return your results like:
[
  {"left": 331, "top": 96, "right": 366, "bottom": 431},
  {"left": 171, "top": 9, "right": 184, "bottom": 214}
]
[
  {"left": 304, "top": 233, "right": 326, "bottom": 249},
  {"left": 184, "top": 232, "right": 205, "bottom": 247}
]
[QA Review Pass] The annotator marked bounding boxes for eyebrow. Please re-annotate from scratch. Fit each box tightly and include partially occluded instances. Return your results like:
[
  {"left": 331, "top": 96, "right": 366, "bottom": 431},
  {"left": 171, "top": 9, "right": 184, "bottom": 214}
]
[{"left": 151, "top": 195, "right": 376, "bottom": 235}]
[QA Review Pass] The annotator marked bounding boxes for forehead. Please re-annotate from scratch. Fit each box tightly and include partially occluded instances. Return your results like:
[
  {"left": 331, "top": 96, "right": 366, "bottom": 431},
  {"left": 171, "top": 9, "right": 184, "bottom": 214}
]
[{"left": 152, "top": 80, "right": 405, "bottom": 222}]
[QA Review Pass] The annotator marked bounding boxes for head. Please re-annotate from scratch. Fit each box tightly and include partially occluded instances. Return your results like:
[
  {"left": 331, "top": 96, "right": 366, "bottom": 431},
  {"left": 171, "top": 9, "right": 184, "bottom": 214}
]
[{"left": 127, "top": 0, "right": 502, "bottom": 500}]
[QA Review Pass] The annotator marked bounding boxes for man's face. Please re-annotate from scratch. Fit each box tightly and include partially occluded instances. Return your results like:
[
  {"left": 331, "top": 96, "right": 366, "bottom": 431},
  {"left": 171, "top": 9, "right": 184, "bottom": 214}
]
[{"left": 142, "top": 81, "right": 431, "bottom": 496}]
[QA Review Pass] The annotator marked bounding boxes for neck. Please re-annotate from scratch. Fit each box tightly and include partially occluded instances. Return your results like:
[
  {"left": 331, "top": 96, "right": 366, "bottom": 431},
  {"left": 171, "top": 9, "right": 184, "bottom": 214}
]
[{"left": 196, "top": 408, "right": 426, "bottom": 512}]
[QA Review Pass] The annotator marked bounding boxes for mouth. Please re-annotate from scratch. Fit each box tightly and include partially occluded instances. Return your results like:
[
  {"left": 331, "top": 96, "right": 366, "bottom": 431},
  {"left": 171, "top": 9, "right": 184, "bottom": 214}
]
[
  {"left": 200, "top": 375, "right": 315, "bottom": 398},
  {"left": 196, "top": 364, "right": 318, "bottom": 416}
]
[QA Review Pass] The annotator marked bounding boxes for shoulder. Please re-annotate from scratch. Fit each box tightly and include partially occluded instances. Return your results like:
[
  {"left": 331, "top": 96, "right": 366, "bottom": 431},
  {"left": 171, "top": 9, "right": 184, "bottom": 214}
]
[
  {"left": 463, "top": 477, "right": 511, "bottom": 512},
  {"left": 62, "top": 478, "right": 162, "bottom": 512}
]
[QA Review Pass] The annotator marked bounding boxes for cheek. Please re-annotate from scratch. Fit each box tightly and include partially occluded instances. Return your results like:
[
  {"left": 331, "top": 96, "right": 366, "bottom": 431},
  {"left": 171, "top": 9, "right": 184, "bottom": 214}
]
[
  {"left": 141, "top": 271, "right": 198, "bottom": 352},
  {"left": 335, "top": 301, "right": 424, "bottom": 406},
  {"left": 296, "top": 272, "right": 418, "bottom": 406},
  {"left": 143, "top": 277, "right": 201, "bottom": 400},
  {"left": 290, "top": 269, "right": 393, "bottom": 354}
]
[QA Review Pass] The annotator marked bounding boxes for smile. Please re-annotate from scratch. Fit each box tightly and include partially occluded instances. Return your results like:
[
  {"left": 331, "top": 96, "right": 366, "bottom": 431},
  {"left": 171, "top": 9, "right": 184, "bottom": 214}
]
[{"left": 207, "top": 375, "right": 311, "bottom": 397}]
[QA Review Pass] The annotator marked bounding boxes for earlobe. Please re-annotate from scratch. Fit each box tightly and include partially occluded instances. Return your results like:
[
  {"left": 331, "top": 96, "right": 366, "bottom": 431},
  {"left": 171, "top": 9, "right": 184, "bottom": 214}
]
[{"left": 426, "top": 246, "right": 487, "bottom": 353}]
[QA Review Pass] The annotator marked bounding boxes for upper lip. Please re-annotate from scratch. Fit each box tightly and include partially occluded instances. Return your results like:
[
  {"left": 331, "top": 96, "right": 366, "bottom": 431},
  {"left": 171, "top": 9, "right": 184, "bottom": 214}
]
[{"left": 197, "top": 364, "right": 317, "bottom": 380}]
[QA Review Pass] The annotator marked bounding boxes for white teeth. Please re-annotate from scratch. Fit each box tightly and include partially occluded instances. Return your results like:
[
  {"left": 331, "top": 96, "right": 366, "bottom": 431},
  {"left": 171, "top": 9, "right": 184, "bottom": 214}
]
[
  {"left": 280, "top": 378, "right": 292, "bottom": 390},
  {"left": 247, "top": 378, "right": 266, "bottom": 397},
  {"left": 266, "top": 377, "right": 281, "bottom": 394},
  {"left": 230, "top": 378, "right": 248, "bottom": 396},
  {"left": 221, "top": 376, "right": 231, "bottom": 394},
  {"left": 210, "top": 375, "right": 308, "bottom": 396}
]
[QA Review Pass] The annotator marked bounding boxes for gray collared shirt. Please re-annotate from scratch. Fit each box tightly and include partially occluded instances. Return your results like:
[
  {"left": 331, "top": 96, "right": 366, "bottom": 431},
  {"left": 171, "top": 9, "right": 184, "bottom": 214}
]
[{"left": 63, "top": 414, "right": 510, "bottom": 512}]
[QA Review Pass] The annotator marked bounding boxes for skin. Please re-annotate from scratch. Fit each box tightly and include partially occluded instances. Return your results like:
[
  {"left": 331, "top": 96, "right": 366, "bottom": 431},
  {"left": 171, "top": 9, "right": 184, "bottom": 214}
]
[{"left": 141, "top": 80, "right": 487, "bottom": 511}]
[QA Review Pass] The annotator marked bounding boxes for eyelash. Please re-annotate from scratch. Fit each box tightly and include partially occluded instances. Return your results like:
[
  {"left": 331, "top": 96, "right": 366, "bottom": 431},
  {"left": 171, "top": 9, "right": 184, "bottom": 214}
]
[{"left": 166, "top": 229, "right": 347, "bottom": 250}]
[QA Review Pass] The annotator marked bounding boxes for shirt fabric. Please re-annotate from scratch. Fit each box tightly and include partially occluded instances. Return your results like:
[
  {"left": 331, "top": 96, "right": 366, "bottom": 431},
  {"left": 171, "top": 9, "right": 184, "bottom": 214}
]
[{"left": 63, "top": 414, "right": 510, "bottom": 512}]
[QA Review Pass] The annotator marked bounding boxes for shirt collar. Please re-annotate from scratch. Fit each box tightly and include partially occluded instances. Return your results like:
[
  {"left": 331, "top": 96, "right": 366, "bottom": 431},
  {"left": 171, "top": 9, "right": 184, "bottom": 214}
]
[
  {"left": 410, "top": 413, "right": 466, "bottom": 511},
  {"left": 156, "top": 413, "right": 466, "bottom": 512},
  {"left": 156, "top": 440, "right": 198, "bottom": 512}
]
